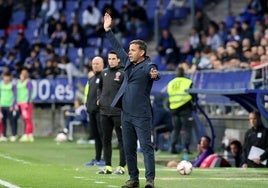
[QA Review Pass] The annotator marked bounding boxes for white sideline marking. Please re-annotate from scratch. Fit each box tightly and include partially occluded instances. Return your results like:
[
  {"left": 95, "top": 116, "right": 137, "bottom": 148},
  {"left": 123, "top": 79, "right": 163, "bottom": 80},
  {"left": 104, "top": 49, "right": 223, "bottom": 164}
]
[
  {"left": 0, "top": 179, "right": 20, "bottom": 188},
  {"left": 0, "top": 153, "right": 32, "bottom": 165}
]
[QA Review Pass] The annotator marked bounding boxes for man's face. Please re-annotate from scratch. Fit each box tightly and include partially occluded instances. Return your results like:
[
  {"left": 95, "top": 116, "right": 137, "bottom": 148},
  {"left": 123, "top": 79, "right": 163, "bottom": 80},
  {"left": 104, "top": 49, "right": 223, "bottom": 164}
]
[
  {"left": 200, "top": 137, "right": 209, "bottom": 149},
  {"left": 128, "top": 44, "right": 144, "bottom": 63},
  {"left": 108, "top": 53, "right": 120, "bottom": 68},
  {"left": 230, "top": 144, "right": 238, "bottom": 156},
  {"left": 3, "top": 75, "right": 11, "bottom": 83},
  {"left": 249, "top": 113, "right": 260, "bottom": 129},
  {"left": 92, "top": 58, "right": 104, "bottom": 73}
]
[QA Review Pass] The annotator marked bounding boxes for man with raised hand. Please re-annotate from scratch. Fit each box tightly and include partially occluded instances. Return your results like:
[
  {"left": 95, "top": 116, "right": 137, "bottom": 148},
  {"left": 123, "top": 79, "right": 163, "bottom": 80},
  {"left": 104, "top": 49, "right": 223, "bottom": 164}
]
[{"left": 103, "top": 12, "right": 160, "bottom": 188}]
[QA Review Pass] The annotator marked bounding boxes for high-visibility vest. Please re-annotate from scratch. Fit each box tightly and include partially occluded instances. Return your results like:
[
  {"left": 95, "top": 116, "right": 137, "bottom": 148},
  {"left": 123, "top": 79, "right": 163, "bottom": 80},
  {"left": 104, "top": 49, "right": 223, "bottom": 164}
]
[{"left": 167, "top": 77, "right": 192, "bottom": 110}]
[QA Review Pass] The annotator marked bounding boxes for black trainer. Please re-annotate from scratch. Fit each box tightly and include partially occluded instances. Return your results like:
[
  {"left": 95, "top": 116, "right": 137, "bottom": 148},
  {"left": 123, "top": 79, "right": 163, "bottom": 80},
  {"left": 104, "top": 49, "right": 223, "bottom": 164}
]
[
  {"left": 145, "top": 179, "right": 154, "bottom": 188},
  {"left": 121, "top": 179, "right": 139, "bottom": 188}
]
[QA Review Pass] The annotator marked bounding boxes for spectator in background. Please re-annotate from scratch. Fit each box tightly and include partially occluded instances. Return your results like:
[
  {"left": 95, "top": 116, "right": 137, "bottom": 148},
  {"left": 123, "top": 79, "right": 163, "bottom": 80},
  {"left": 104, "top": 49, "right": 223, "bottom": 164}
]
[
  {"left": 167, "top": 67, "right": 194, "bottom": 154},
  {"left": 228, "top": 140, "right": 242, "bottom": 167},
  {"left": 3, "top": 52, "right": 18, "bottom": 74},
  {"left": 120, "top": 4, "right": 132, "bottom": 35},
  {"left": 31, "top": 60, "right": 43, "bottom": 79},
  {"left": 192, "top": 46, "right": 213, "bottom": 71},
  {"left": 193, "top": 9, "right": 210, "bottom": 34},
  {"left": 0, "top": 37, "right": 7, "bottom": 55},
  {"left": 57, "top": 56, "right": 86, "bottom": 86},
  {"left": 218, "top": 21, "right": 228, "bottom": 44},
  {"left": 240, "top": 21, "right": 254, "bottom": 43},
  {"left": 206, "top": 22, "right": 223, "bottom": 51},
  {"left": 24, "top": 49, "right": 39, "bottom": 71},
  {"left": 192, "top": 136, "right": 214, "bottom": 167},
  {"left": 82, "top": 5, "right": 101, "bottom": 32},
  {"left": 68, "top": 24, "right": 84, "bottom": 47},
  {"left": 47, "top": 17, "right": 57, "bottom": 37},
  {"left": 242, "top": 111, "right": 268, "bottom": 168},
  {"left": 39, "top": 0, "right": 59, "bottom": 23},
  {"left": 14, "top": 31, "right": 30, "bottom": 62},
  {"left": 157, "top": 29, "right": 179, "bottom": 70},
  {"left": 0, "top": 0, "right": 13, "bottom": 29},
  {"left": 127, "top": 2, "right": 148, "bottom": 36},
  {"left": 57, "top": 13, "right": 68, "bottom": 33},
  {"left": 43, "top": 59, "right": 56, "bottom": 78},
  {"left": 245, "top": 0, "right": 263, "bottom": 17},
  {"left": 227, "top": 27, "right": 241, "bottom": 43},
  {"left": 25, "top": 0, "right": 42, "bottom": 21},
  {"left": 51, "top": 23, "right": 67, "bottom": 48},
  {"left": 63, "top": 97, "right": 88, "bottom": 141}
]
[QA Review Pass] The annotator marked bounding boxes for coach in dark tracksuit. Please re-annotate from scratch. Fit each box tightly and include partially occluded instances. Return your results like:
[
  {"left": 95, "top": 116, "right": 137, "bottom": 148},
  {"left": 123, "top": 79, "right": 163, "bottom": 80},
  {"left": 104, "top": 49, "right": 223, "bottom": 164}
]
[
  {"left": 85, "top": 56, "right": 105, "bottom": 166},
  {"left": 97, "top": 51, "right": 126, "bottom": 174},
  {"left": 242, "top": 111, "right": 268, "bottom": 168},
  {"left": 104, "top": 13, "right": 160, "bottom": 188}
]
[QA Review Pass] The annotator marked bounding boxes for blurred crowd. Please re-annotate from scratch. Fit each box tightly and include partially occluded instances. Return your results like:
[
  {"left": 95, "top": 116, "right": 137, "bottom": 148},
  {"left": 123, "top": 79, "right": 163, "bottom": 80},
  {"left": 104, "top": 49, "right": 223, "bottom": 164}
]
[
  {"left": 155, "top": 0, "right": 268, "bottom": 72},
  {"left": 0, "top": 0, "right": 151, "bottom": 79}
]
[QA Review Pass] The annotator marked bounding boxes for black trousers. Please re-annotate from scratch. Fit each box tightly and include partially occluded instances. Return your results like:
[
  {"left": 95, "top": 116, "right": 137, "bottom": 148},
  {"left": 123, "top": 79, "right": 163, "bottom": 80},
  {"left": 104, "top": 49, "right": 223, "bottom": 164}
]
[
  {"left": 171, "top": 108, "right": 193, "bottom": 153},
  {"left": 89, "top": 111, "right": 103, "bottom": 161},
  {"left": 100, "top": 114, "right": 126, "bottom": 167},
  {"left": 2, "top": 107, "right": 19, "bottom": 137}
]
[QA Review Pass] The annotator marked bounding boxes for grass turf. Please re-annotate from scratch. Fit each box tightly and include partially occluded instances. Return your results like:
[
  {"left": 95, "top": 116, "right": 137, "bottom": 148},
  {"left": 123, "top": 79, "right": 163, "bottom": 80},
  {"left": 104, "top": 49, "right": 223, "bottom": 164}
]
[{"left": 0, "top": 138, "right": 268, "bottom": 188}]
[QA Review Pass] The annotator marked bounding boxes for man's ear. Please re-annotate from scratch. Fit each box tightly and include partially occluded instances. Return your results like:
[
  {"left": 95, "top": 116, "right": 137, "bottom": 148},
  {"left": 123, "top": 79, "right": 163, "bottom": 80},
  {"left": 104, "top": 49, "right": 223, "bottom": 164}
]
[{"left": 140, "top": 50, "right": 145, "bottom": 57}]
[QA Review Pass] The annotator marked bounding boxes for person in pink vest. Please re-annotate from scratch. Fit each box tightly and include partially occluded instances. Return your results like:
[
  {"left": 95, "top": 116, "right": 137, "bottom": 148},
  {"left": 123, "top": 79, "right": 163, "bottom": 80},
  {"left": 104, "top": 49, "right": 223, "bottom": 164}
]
[{"left": 17, "top": 69, "right": 34, "bottom": 142}]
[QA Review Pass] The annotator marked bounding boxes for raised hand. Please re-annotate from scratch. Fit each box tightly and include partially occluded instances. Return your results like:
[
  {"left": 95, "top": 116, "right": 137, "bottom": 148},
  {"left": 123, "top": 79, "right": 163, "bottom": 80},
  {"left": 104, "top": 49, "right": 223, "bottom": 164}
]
[
  {"left": 150, "top": 68, "right": 159, "bottom": 80},
  {"left": 103, "top": 12, "right": 112, "bottom": 31}
]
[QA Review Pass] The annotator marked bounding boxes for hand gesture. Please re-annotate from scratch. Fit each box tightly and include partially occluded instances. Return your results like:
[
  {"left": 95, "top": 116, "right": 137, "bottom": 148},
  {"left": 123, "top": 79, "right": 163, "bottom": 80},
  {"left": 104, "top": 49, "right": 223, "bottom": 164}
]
[
  {"left": 103, "top": 13, "right": 112, "bottom": 31},
  {"left": 150, "top": 68, "right": 158, "bottom": 79}
]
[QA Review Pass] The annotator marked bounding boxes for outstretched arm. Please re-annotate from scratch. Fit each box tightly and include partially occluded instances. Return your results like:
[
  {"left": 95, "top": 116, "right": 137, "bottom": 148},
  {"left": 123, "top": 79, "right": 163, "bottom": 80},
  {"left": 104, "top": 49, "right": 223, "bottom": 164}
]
[{"left": 104, "top": 13, "right": 128, "bottom": 65}]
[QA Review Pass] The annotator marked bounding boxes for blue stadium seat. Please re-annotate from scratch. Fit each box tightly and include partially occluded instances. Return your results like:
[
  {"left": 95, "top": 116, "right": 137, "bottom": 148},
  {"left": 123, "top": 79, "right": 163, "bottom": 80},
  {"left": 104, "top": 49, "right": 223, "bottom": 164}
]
[
  {"left": 0, "top": 29, "right": 5, "bottom": 37},
  {"left": 83, "top": 47, "right": 98, "bottom": 59},
  {"left": 96, "top": 0, "right": 111, "bottom": 10},
  {"left": 114, "top": 0, "right": 127, "bottom": 12},
  {"left": 80, "top": 0, "right": 94, "bottom": 11},
  {"left": 67, "top": 47, "right": 80, "bottom": 62},
  {"left": 54, "top": 48, "right": 66, "bottom": 57},
  {"left": 27, "top": 19, "right": 41, "bottom": 30},
  {"left": 152, "top": 55, "right": 167, "bottom": 71},
  {"left": 25, "top": 28, "right": 38, "bottom": 44},
  {"left": 87, "top": 37, "right": 101, "bottom": 47},
  {"left": 173, "top": 7, "right": 188, "bottom": 20},
  {"left": 10, "top": 10, "right": 26, "bottom": 25},
  {"left": 65, "top": 0, "right": 79, "bottom": 12},
  {"left": 136, "top": 27, "right": 149, "bottom": 40},
  {"left": 224, "top": 16, "right": 236, "bottom": 29},
  {"left": 7, "top": 30, "right": 18, "bottom": 49},
  {"left": 146, "top": 0, "right": 158, "bottom": 20}
]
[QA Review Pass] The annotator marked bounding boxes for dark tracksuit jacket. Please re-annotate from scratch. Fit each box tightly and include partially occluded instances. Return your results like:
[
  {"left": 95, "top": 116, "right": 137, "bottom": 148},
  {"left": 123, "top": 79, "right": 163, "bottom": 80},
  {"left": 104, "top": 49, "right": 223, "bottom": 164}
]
[
  {"left": 98, "top": 65, "right": 124, "bottom": 116},
  {"left": 86, "top": 72, "right": 101, "bottom": 114},
  {"left": 242, "top": 125, "right": 268, "bottom": 167}
]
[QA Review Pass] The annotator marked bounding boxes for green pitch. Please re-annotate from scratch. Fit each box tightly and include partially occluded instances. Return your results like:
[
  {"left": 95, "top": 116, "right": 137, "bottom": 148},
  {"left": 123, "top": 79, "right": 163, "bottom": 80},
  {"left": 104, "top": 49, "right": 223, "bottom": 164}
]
[{"left": 0, "top": 138, "right": 268, "bottom": 188}]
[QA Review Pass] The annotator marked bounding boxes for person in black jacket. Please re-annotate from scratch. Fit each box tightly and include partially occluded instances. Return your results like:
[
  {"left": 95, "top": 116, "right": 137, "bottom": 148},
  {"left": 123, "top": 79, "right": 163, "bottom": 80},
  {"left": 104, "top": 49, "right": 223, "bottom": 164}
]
[
  {"left": 242, "top": 111, "right": 268, "bottom": 168},
  {"left": 97, "top": 51, "right": 126, "bottom": 175},
  {"left": 85, "top": 56, "right": 105, "bottom": 167},
  {"left": 104, "top": 13, "right": 160, "bottom": 188}
]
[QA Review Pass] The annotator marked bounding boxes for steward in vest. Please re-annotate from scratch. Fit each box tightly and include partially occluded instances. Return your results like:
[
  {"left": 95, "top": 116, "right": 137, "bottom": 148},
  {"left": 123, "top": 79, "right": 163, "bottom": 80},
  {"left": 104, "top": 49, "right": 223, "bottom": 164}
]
[{"left": 167, "top": 67, "right": 194, "bottom": 154}]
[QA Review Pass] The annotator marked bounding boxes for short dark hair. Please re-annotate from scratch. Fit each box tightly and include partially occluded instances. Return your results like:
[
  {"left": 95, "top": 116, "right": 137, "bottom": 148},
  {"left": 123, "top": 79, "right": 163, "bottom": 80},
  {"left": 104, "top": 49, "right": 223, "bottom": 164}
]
[
  {"left": 176, "top": 67, "right": 184, "bottom": 77},
  {"left": 3, "top": 72, "right": 11, "bottom": 77},
  {"left": 229, "top": 140, "right": 242, "bottom": 151},
  {"left": 130, "top": 39, "right": 147, "bottom": 56},
  {"left": 108, "top": 50, "right": 119, "bottom": 58},
  {"left": 203, "top": 135, "right": 211, "bottom": 143},
  {"left": 250, "top": 110, "right": 261, "bottom": 118}
]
